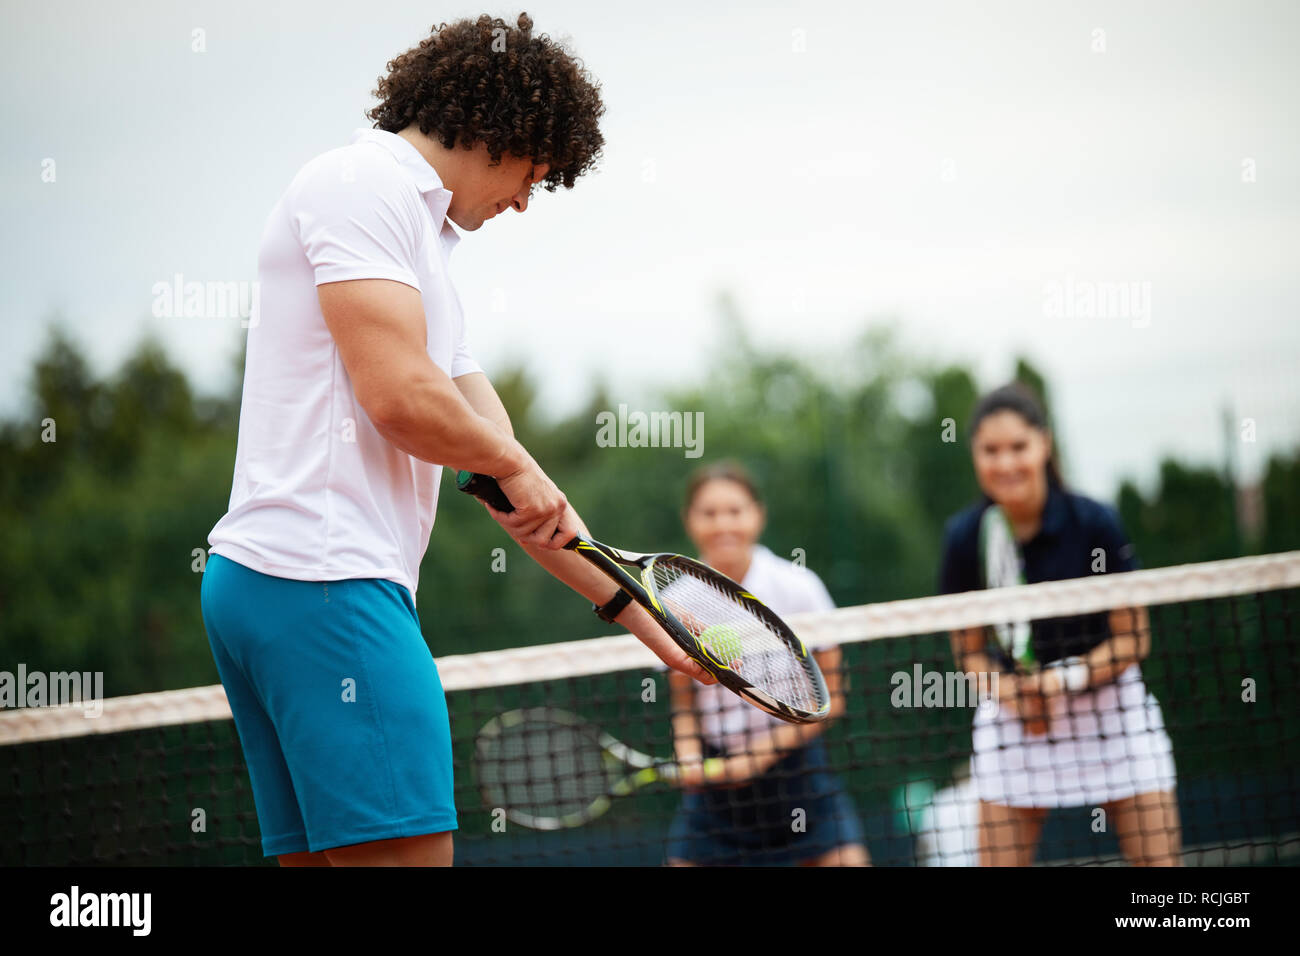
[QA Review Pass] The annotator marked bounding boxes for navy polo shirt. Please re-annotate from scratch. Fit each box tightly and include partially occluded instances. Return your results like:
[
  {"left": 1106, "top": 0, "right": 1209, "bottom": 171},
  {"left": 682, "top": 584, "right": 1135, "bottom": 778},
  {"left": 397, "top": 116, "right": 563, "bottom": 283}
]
[{"left": 938, "top": 485, "right": 1139, "bottom": 666}]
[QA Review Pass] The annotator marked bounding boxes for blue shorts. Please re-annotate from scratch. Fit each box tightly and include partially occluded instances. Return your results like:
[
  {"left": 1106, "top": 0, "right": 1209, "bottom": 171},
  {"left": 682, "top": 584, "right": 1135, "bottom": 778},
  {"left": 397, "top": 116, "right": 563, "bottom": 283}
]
[
  {"left": 199, "top": 553, "right": 457, "bottom": 857},
  {"left": 665, "top": 739, "right": 865, "bottom": 865}
]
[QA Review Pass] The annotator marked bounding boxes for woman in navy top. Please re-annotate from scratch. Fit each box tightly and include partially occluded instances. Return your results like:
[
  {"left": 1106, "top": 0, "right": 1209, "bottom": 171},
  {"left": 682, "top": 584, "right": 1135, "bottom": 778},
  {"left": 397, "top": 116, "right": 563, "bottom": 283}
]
[{"left": 939, "top": 384, "right": 1182, "bottom": 866}]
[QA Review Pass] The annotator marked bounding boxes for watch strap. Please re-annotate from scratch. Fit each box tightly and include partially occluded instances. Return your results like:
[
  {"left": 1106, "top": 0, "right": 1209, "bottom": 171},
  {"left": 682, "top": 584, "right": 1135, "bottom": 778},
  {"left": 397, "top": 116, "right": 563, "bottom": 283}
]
[{"left": 592, "top": 589, "right": 633, "bottom": 624}]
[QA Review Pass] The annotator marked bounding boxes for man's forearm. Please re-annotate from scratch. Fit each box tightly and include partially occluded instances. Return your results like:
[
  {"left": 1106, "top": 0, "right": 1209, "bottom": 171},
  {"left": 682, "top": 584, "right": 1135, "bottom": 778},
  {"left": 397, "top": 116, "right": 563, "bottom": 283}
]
[
  {"left": 519, "top": 539, "right": 689, "bottom": 663},
  {"left": 519, "top": 538, "right": 626, "bottom": 606},
  {"left": 371, "top": 370, "right": 527, "bottom": 477}
]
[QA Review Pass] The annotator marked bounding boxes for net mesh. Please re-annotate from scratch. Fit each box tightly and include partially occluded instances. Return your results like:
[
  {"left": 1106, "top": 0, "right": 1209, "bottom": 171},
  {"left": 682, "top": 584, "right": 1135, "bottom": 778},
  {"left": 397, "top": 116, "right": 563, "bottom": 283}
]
[
  {"left": 475, "top": 711, "right": 619, "bottom": 829},
  {"left": 2, "top": 553, "right": 1298, "bottom": 866}
]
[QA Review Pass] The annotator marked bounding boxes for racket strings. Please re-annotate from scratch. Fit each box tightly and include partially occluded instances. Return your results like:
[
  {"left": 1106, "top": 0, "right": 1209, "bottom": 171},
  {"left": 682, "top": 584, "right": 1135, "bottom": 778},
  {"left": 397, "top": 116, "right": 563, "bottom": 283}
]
[
  {"left": 649, "top": 559, "right": 823, "bottom": 714},
  {"left": 477, "top": 719, "right": 616, "bottom": 823}
]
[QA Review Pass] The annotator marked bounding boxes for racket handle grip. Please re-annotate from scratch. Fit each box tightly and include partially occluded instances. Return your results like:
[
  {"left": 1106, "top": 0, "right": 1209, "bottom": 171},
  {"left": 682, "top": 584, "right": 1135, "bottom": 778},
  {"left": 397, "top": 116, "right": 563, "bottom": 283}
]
[{"left": 456, "top": 471, "right": 515, "bottom": 513}]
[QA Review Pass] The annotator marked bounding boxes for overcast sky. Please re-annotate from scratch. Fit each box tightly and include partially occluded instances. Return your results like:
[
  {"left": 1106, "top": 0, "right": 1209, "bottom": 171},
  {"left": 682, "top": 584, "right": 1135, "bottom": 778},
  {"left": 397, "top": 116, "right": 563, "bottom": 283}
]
[{"left": 4, "top": 0, "right": 1297, "bottom": 499}]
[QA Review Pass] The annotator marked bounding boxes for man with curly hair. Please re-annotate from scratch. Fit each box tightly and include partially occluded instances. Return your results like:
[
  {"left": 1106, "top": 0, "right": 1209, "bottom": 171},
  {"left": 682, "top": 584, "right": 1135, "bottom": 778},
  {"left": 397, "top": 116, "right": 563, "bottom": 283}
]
[{"left": 201, "top": 13, "right": 711, "bottom": 867}]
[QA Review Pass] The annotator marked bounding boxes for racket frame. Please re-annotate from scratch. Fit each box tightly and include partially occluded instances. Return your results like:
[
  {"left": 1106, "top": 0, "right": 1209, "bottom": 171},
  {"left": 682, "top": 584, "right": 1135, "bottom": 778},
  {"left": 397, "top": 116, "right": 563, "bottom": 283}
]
[{"left": 475, "top": 707, "right": 692, "bottom": 830}]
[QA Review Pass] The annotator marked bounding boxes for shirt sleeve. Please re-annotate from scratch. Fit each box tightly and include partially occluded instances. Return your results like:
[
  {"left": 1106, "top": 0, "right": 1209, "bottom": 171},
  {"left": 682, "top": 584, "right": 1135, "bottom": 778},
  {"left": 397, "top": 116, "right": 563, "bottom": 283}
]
[
  {"left": 800, "top": 567, "right": 837, "bottom": 613},
  {"left": 450, "top": 317, "right": 483, "bottom": 379},
  {"left": 938, "top": 513, "right": 981, "bottom": 595},
  {"left": 1092, "top": 503, "right": 1139, "bottom": 573},
  {"left": 288, "top": 147, "right": 423, "bottom": 291}
]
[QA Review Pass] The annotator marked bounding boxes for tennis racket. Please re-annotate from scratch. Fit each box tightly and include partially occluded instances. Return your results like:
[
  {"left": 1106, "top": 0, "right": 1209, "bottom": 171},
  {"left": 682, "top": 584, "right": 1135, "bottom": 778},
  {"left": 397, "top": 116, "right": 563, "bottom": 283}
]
[
  {"left": 476, "top": 707, "right": 723, "bottom": 830},
  {"left": 457, "top": 470, "right": 831, "bottom": 724}
]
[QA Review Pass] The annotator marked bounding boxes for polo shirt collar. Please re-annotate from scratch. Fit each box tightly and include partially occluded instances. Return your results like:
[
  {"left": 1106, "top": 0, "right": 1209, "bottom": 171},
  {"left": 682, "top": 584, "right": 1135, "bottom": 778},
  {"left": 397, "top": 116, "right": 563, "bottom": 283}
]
[{"left": 349, "top": 128, "right": 460, "bottom": 250}]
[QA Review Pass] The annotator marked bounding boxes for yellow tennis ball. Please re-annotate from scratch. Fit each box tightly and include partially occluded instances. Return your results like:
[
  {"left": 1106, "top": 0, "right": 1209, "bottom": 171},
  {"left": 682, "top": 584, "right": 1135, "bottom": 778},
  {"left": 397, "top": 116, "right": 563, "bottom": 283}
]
[{"left": 700, "top": 624, "right": 744, "bottom": 666}]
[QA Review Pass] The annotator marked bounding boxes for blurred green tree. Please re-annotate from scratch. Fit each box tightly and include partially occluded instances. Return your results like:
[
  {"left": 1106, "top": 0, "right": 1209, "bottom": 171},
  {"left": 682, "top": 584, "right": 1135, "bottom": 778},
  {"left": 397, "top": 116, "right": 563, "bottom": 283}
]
[
  {"left": 2, "top": 323, "right": 1294, "bottom": 696},
  {"left": 1260, "top": 450, "right": 1300, "bottom": 554},
  {"left": 1117, "top": 460, "right": 1238, "bottom": 568}
]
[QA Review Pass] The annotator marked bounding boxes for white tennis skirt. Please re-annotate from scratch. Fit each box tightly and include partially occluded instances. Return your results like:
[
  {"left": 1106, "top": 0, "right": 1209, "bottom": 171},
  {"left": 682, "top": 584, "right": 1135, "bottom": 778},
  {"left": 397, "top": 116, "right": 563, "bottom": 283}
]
[{"left": 970, "top": 664, "right": 1178, "bottom": 808}]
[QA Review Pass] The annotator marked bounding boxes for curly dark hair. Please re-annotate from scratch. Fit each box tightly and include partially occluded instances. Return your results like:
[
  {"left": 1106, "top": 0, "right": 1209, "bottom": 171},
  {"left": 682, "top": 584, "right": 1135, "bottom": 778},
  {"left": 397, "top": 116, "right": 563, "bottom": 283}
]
[{"left": 366, "top": 13, "right": 605, "bottom": 191}]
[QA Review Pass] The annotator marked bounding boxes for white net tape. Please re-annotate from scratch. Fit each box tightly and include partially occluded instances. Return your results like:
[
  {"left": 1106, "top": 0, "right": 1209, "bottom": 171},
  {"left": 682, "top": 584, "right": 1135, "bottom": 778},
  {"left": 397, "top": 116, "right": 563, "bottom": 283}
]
[{"left": 3, "top": 551, "right": 1296, "bottom": 746}]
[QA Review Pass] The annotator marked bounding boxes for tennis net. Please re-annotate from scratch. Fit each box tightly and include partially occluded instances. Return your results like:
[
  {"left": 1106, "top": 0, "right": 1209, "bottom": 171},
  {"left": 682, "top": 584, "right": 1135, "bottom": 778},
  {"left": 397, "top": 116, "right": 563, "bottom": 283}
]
[{"left": 2, "top": 552, "right": 1298, "bottom": 866}]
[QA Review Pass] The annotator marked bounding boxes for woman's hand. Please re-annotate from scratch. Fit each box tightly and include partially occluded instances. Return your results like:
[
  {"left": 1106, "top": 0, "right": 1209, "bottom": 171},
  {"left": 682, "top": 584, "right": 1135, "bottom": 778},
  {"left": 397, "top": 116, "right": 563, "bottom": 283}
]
[
  {"left": 673, "top": 755, "right": 725, "bottom": 790},
  {"left": 673, "top": 753, "right": 762, "bottom": 791},
  {"left": 673, "top": 757, "right": 709, "bottom": 790},
  {"left": 1037, "top": 665, "right": 1068, "bottom": 698},
  {"left": 1039, "top": 657, "right": 1092, "bottom": 698},
  {"left": 1002, "top": 672, "right": 1050, "bottom": 736}
]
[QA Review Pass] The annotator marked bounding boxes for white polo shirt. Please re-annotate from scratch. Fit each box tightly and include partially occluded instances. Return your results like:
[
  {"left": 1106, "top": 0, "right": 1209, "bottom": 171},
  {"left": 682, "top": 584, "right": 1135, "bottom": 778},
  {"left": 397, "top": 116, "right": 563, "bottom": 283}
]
[
  {"left": 693, "top": 545, "right": 837, "bottom": 752},
  {"left": 208, "top": 128, "right": 481, "bottom": 599}
]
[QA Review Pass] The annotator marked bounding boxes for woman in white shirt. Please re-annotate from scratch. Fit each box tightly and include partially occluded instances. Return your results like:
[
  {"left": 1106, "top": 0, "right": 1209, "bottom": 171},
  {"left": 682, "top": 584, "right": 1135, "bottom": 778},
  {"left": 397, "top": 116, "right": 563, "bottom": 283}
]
[{"left": 665, "top": 462, "right": 869, "bottom": 866}]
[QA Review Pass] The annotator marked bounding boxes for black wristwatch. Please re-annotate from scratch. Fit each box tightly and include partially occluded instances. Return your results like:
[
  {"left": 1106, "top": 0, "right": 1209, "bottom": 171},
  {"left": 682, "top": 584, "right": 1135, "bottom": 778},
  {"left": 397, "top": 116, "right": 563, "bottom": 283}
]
[{"left": 592, "top": 590, "right": 633, "bottom": 624}]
